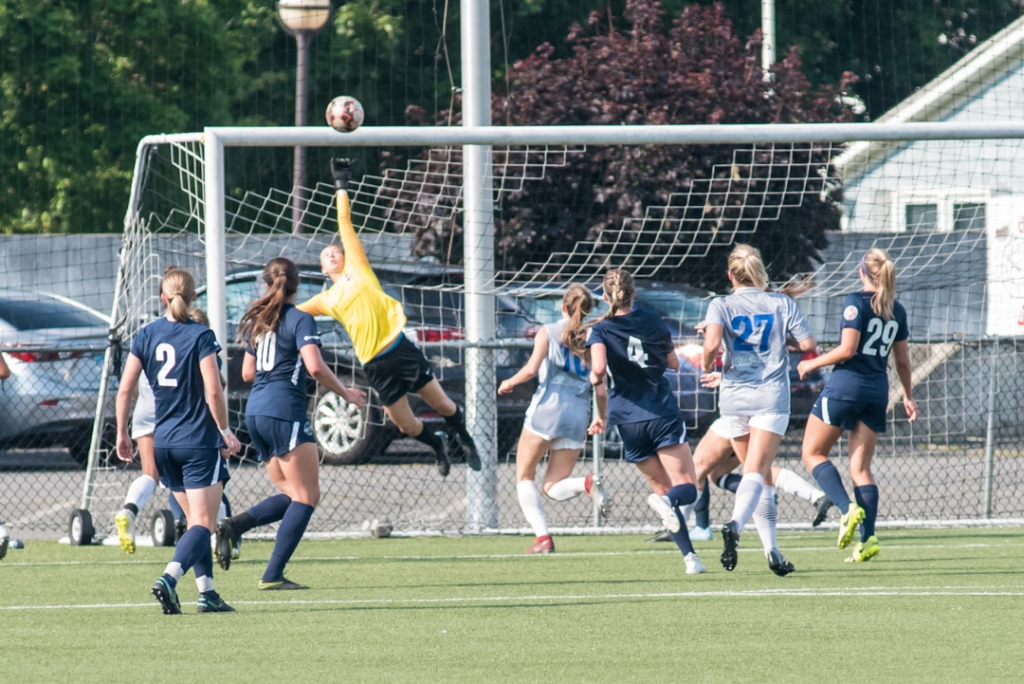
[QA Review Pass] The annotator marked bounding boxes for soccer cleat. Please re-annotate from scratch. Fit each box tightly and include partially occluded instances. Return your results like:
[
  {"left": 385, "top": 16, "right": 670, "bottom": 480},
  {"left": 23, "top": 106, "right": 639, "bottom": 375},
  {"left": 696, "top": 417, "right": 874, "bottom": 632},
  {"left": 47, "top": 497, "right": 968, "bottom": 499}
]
[
  {"left": 689, "top": 525, "right": 713, "bottom": 542},
  {"left": 214, "top": 518, "right": 237, "bottom": 571},
  {"left": 767, "top": 549, "right": 795, "bottom": 576},
  {"left": 720, "top": 521, "right": 740, "bottom": 572},
  {"left": 0, "top": 535, "right": 8, "bottom": 561},
  {"left": 846, "top": 535, "right": 880, "bottom": 563},
  {"left": 585, "top": 473, "right": 611, "bottom": 519},
  {"left": 812, "top": 496, "right": 833, "bottom": 527},
  {"left": 433, "top": 431, "right": 451, "bottom": 478},
  {"left": 645, "top": 529, "right": 673, "bottom": 543},
  {"left": 456, "top": 430, "right": 482, "bottom": 472},
  {"left": 646, "top": 493, "right": 681, "bottom": 534},
  {"left": 257, "top": 577, "right": 309, "bottom": 591},
  {"left": 151, "top": 576, "right": 182, "bottom": 615},
  {"left": 684, "top": 552, "right": 707, "bottom": 575},
  {"left": 196, "top": 591, "right": 236, "bottom": 613},
  {"left": 527, "top": 535, "right": 554, "bottom": 554},
  {"left": 115, "top": 509, "right": 136, "bottom": 555},
  {"left": 837, "top": 504, "right": 866, "bottom": 549}
]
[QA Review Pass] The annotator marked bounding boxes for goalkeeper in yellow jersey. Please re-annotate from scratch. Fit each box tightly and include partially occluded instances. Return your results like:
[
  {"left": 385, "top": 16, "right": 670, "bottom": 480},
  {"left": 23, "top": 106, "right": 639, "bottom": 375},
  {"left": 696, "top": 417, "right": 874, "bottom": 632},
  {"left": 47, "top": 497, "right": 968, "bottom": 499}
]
[{"left": 298, "top": 159, "right": 480, "bottom": 477}]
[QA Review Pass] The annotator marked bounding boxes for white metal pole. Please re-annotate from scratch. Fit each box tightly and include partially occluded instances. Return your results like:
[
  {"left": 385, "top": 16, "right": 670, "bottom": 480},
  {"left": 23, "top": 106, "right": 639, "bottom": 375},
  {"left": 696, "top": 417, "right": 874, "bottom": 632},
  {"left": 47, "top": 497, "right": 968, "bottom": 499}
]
[
  {"left": 203, "top": 130, "right": 230, "bottom": 385},
  {"left": 761, "top": 0, "right": 775, "bottom": 78},
  {"left": 983, "top": 340, "right": 999, "bottom": 518},
  {"left": 292, "top": 32, "right": 309, "bottom": 234},
  {"left": 461, "top": 0, "right": 498, "bottom": 531}
]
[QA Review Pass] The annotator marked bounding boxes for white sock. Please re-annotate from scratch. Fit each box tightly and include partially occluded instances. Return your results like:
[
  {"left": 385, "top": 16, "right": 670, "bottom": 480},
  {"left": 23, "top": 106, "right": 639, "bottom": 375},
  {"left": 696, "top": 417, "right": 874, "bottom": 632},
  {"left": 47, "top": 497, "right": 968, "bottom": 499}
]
[
  {"left": 195, "top": 574, "right": 214, "bottom": 593},
  {"left": 516, "top": 480, "right": 549, "bottom": 537},
  {"left": 217, "top": 500, "right": 227, "bottom": 521},
  {"left": 753, "top": 485, "right": 779, "bottom": 554},
  {"left": 774, "top": 468, "right": 824, "bottom": 503},
  {"left": 125, "top": 474, "right": 157, "bottom": 510},
  {"left": 545, "top": 477, "right": 587, "bottom": 502},
  {"left": 730, "top": 473, "right": 765, "bottom": 530},
  {"left": 163, "top": 561, "right": 184, "bottom": 582}
]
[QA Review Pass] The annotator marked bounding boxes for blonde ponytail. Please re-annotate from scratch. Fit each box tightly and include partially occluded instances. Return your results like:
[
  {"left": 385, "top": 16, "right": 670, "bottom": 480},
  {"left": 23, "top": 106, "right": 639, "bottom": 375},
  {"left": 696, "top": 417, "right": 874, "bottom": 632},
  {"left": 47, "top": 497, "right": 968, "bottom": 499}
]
[
  {"left": 601, "top": 269, "right": 636, "bottom": 320},
  {"left": 861, "top": 248, "right": 896, "bottom": 320},
  {"left": 160, "top": 268, "right": 196, "bottom": 323},
  {"left": 560, "top": 284, "right": 595, "bottom": 361},
  {"left": 727, "top": 244, "right": 769, "bottom": 291}
]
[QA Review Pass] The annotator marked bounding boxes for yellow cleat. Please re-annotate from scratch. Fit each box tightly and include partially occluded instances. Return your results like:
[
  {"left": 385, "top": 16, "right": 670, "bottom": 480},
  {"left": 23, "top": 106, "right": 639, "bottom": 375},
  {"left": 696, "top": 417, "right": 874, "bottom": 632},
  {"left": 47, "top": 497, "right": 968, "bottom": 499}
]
[
  {"left": 837, "top": 504, "right": 865, "bottom": 549},
  {"left": 846, "top": 535, "right": 880, "bottom": 563},
  {"left": 115, "top": 509, "right": 136, "bottom": 555}
]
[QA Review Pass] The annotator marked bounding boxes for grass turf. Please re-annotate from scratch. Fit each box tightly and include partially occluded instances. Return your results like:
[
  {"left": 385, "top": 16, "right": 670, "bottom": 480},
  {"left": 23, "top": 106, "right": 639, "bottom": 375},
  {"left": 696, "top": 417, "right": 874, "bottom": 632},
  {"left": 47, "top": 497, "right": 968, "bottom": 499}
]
[{"left": 1, "top": 528, "right": 1021, "bottom": 683}]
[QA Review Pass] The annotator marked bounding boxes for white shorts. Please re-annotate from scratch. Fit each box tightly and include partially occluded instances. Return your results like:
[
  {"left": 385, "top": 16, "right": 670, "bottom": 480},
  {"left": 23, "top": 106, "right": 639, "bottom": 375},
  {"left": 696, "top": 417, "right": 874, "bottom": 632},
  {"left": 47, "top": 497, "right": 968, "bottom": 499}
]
[
  {"left": 131, "top": 392, "right": 156, "bottom": 440},
  {"left": 524, "top": 424, "right": 586, "bottom": 452},
  {"left": 710, "top": 414, "right": 790, "bottom": 439}
]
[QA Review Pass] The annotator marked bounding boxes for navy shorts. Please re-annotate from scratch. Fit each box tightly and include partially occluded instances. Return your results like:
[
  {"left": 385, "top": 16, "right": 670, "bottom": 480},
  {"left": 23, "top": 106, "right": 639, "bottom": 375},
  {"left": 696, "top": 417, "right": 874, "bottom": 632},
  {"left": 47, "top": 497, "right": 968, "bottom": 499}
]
[
  {"left": 155, "top": 447, "right": 230, "bottom": 492},
  {"left": 811, "top": 394, "right": 887, "bottom": 434},
  {"left": 246, "top": 414, "right": 316, "bottom": 462},
  {"left": 363, "top": 335, "right": 435, "bottom": 406},
  {"left": 616, "top": 416, "right": 687, "bottom": 464}
]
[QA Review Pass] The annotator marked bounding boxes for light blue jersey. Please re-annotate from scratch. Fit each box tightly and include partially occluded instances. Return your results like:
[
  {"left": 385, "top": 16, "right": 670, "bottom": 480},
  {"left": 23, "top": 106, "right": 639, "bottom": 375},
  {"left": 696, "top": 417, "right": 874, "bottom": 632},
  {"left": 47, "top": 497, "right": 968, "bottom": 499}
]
[
  {"left": 524, "top": 319, "right": 592, "bottom": 442},
  {"left": 706, "top": 287, "right": 812, "bottom": 415}
]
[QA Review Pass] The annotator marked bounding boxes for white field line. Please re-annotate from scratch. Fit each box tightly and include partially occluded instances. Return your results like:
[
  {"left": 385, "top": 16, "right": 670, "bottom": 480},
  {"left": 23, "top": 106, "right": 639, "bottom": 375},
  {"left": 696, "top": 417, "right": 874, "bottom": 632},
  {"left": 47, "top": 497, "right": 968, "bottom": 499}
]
[
  {"left": 3, "top": 539, "right": 1023, "bottom": 568},
  {"left": 3, "top": 585, "right": 1024, "bottom": 612}
]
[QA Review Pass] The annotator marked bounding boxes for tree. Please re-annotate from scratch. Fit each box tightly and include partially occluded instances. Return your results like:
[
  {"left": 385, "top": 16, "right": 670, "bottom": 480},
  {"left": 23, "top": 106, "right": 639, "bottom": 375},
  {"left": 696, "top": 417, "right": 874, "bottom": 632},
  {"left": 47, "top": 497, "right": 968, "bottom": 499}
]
[{"left": 397, "top": 1, "right": 854, "bottom": 291}]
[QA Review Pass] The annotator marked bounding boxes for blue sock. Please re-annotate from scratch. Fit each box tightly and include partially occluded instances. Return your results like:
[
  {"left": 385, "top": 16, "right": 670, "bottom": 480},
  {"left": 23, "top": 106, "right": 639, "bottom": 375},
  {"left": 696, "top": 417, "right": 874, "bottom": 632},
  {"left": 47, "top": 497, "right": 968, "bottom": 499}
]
[
  {"left": 168, "top": 493, "right": 184, "bottom": 520},
  {"left": 665, "top": 484, "right": 697, "bottom": 557},
  {"left": 717, "top": 473, "right": 743, "bottom": 493},
  {"left": 235, "top": 493, "right": 292, "bottom": 536},
  {"left": 222, "top": 493, "right": 233, "bottom": 519},
  {"left": 193, "top": 543, "right": 214, "bottom": 583},
  {"left": 171, "top": 526, "right": 211, "bottom": 578},
  {"left": 262, "top": 502, "right": 315, "bottom": 583},
  {"left": 811, "top": 462, "right": 852, "bottom": 513},
  {"left": 854, "top": 485, "right": 879, "bottom": 541},
  {"left": 694, "top": 482, "right": 711, "bottom": 529}
]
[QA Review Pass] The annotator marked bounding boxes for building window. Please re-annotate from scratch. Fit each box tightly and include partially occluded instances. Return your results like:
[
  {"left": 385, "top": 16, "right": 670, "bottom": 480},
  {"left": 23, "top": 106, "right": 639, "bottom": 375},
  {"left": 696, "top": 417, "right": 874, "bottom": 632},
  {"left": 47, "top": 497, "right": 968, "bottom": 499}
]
[
  {"left": 905, "top": 203, "right": 938, "bottom": 231},
  {"left": 953, "top": 202, "right": 986, "bottom": 231}
]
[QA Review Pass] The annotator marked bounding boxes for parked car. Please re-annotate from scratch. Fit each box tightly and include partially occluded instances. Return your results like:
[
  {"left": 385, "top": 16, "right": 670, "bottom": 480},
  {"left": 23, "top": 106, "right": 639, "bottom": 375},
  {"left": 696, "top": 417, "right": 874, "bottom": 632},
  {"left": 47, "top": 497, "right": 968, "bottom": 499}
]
[
  {"left": 0, "top": 289, "right": 115, "bottom": 465},
  {"left": 195, "top": 266, "right": 538, "bottom": 465}
]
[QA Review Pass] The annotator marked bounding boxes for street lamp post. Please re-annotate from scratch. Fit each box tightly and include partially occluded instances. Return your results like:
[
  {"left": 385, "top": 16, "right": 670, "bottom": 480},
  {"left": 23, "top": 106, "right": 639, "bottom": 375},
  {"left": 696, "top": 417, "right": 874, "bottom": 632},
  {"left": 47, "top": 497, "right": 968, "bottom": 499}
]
[{"left": 277, "top": 0, "right": 333, "bottom": 234}]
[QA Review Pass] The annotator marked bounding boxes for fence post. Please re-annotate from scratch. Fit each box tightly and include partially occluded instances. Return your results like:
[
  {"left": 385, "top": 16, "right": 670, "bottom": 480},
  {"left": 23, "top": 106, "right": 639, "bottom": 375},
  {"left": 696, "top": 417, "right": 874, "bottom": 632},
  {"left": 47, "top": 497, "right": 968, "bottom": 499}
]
[
  {"left": 983, "top": 339, "right": 999, "bottom": 519},
  {"left": 591, "top": 391, "right": 603, "bottom": 527}
]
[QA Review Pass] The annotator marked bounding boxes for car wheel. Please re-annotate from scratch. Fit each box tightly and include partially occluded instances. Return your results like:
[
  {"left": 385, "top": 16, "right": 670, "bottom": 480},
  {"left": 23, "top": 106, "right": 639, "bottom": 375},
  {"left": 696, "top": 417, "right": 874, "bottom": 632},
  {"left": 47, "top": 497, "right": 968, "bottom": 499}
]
[
  {"left": 68, "top": 509, "right": 95, "bottom": 546},
  {"left": 151, "top": 510, "right": 176, "bottom": 547},
  {"left": 313, "top": 388, "right": 392, "bottom": 465}
]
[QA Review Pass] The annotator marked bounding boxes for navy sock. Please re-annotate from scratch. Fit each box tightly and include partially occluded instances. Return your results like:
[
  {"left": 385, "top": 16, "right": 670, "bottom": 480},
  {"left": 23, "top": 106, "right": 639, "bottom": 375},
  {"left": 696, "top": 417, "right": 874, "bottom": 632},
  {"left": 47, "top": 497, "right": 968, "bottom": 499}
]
[
  {"left": 854, "top": 485, "right": 879, "bottom": 541},
  {"left": 222, "top": 493, "right": 232, "bottom": 519},
  {"left": 194, "top": 543, "right": 214, "bottom": 582},
  {"left": 812, "top": 462, "right": 852, "bottom": 513},
  {"left": 694, "top": 480, "right": 711, "bottom": 529},
  {"left": 235, "top": 493, "right": 292, "bottom": 535},
  {"left": 669, "top": 527, "right": 695, "bottom": 556},
  {"left": 168, "top": 493, "right": 184, "bottom": 519},
  {"left": 171, "top": 526, "right": 211, "bottom": 578},
  {"left": 717, "top": 473, "right": 743, "bottom": 493},
  {"left": 262, "top": 502, "right": 315, "bottom": 583},
  {"left": 666, "top": 484, "right": 697, "bottom": 557}
]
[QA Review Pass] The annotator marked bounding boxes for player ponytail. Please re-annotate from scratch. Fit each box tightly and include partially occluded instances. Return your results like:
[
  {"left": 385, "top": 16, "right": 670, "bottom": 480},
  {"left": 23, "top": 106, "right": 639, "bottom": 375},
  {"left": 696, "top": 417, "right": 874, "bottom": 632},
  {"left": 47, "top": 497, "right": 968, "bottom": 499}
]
[
  {"left": 160, "top": 268, "right": 196, "bottom": 323},
  {"left": 560, "top": 284, "right": 595, "bottom": 362},
  {"left": 860, "top": 248, "right": 896, "bottom": 321},
  {"left": 727, "top": 244, "right": 769, "bottom": 291},
  {"left": 601, "top": 269, "right": 636, "bottom": 320},
  {"left": 237, "top": 257, "right": 300, "bottom": 343}
]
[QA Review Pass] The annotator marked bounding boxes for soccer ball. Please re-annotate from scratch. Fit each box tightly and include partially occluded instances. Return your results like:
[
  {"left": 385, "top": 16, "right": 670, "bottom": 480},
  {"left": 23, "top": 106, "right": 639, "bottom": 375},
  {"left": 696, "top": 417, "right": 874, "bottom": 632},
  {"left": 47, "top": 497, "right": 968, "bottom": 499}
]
[{"left": 325, "top": 96, "right": 364, "bottom": 133}]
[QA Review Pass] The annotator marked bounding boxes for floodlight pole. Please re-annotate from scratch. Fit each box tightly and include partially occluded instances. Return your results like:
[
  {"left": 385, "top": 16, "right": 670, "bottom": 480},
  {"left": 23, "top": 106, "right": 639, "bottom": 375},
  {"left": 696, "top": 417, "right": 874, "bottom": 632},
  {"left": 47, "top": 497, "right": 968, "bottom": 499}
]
[{"left": 461, "top": 0, "right": 498, "bottom": 531}]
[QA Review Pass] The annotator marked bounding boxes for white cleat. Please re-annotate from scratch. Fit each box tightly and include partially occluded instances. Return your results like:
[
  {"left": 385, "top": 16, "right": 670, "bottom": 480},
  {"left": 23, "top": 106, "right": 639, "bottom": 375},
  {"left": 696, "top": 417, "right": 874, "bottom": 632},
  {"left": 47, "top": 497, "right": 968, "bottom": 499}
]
[
  {"left": 689, "top": 525, "right": 713, "bottom": 542},
  {"left": 115, "top": 509, "right": 136, "bottom": 555},
  {"left": 585, "top": 473, "right": 611, "bottom": 519},
  {"left": 684, "top": 552, "right": 707, "bottom": 575},
  {"left": 647, "top": 493, "right": 681, "bottom": 534}
]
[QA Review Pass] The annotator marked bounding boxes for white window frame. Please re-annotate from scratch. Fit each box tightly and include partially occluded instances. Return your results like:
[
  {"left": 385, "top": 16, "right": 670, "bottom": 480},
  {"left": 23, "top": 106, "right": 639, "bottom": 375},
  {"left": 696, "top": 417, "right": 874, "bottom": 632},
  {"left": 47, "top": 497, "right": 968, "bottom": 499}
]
[{"left": 893, "top": 188, "right": 990, "bottom": 232}]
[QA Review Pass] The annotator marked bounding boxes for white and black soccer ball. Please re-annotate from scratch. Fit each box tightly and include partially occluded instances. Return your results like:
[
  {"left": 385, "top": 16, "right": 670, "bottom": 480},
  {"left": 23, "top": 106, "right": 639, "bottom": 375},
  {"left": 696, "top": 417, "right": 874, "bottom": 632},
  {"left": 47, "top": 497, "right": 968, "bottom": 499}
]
[{"left": 325, "top": 95, "right": 364, "bottom": 133}]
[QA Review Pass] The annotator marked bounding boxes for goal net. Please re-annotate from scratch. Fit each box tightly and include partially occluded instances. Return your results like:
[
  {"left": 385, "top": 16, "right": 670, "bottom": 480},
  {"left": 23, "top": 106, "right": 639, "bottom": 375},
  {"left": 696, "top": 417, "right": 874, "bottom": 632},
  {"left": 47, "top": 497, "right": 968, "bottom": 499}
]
[{"left": 68, "top": 124, "right": 1024, "bottom": 542}]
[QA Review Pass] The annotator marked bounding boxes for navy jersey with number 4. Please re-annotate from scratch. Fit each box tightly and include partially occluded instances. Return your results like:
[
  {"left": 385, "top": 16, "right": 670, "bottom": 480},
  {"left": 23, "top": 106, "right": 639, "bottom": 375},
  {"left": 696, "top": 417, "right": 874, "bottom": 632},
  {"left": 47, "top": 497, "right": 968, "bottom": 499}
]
[
  {"left": 586, "top": 308, "right": 678, "bottom": 426},
  {"left": 823, "top": 291, "right": 909, "bottom": 402},
  {"left": 130, "top": 318, "right": 223, "bottom": 449},
  {"left": 245, "top": 304, "right": 322, "bottom": 422}
]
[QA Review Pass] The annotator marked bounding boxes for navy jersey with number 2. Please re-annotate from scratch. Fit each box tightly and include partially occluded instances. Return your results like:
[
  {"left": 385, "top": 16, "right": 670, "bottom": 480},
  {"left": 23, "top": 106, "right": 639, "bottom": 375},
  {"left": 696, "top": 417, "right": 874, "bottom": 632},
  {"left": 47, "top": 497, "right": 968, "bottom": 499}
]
[
  {"left": 130, "top": 318, "right": 223, "bottom": 449},
  {"left": 245, "top": 304, "right": 322, "bottom": 422},
  {"left": 823, "top": 291, "right": 909, "bottom": 402}
]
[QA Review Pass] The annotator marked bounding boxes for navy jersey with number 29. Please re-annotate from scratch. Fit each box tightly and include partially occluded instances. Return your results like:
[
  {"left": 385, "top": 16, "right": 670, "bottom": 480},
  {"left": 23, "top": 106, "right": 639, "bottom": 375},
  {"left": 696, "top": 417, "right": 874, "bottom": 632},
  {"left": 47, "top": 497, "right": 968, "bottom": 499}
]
[
  {"left": 130, "top": 318, "right": 223, "bottom": 449},
  {"left": 823, "top": 291, "right": 909, "bottom": 402},
  {"left": 245, "top": 304, "right": 322, "bottom": 422}
]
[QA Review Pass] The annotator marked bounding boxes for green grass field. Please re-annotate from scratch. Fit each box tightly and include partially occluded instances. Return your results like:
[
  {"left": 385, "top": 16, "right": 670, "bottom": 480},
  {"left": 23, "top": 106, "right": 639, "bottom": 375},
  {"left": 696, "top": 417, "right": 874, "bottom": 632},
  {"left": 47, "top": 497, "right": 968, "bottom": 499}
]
[{"left": 2, "top": 528, "right": 1021, "bottom": 683}]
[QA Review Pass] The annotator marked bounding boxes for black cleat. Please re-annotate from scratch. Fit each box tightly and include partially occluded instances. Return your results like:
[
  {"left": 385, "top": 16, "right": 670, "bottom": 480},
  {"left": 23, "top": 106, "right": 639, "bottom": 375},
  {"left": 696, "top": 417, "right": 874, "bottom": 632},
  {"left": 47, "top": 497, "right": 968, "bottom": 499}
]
[
  {"left": 720, "top": 521, "right": 740, "bottom": 572},
  {"left": 196, "top": 591, "right": 235, "bottom": 613},
  {"left": 456, "top": 431, "right": 481, "bottom": 471},
  {"left": 767, "top": 549, "right": 795, "bottom": 577},
  {"left": 257, "top": 577, "right": 309, "bottom": 591},
  {"left": 151, "top": 576, "right": 182, "bottom": 615},
  {"left": 0, "top": 535, "right": 8, "bottom": 561},
  {"left": 645, "top": 529, "right": 673, "bottom": 543},
  {"left": 812, "top": 496, "right": 833, "bottom": 528},
  {"left": 433, "top": 431, "right": 451, "bottom": 477},
  {"left": 214, "top": 518, "right": 237, "bottom": 571}
]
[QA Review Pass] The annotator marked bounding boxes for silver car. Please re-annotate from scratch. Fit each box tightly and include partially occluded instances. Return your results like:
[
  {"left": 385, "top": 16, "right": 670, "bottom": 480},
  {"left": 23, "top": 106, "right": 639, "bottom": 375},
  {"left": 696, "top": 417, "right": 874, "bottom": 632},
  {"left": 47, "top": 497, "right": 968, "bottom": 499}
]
[{"left": 0, "top": 289, "right": 113, "bottom": 466}]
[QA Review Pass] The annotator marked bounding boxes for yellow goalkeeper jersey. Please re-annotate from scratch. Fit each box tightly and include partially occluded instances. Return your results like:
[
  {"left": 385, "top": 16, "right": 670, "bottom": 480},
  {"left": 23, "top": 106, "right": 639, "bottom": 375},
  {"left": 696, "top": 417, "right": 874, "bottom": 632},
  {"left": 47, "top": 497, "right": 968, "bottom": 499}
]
[{"left": 297, "top": 192, "right": 407, "bottom": 365}]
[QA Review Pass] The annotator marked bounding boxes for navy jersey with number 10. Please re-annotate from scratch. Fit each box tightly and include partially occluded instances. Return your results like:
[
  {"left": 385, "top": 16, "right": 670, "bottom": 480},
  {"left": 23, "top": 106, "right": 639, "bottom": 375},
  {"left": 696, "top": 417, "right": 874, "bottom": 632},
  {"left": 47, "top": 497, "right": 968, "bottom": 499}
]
[
  {"left": 245, "top": 304, "right": 322, "bottom": 422},
  {"left": 823, "top": 291, "right": 909, "bottom": 402},
  {"left": 130, "top": 318, "right": 223, "bottom": 449}
]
